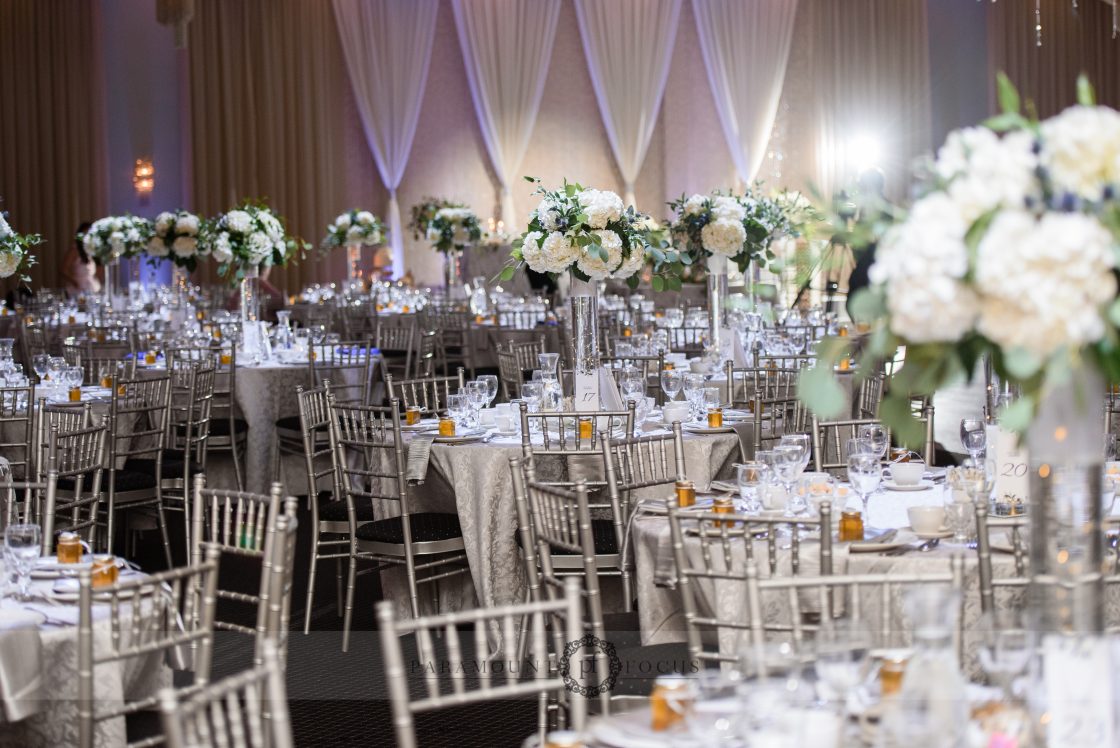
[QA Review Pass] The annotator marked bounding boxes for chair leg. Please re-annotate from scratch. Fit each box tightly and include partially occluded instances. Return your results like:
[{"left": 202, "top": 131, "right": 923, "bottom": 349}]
[
  {"left": 230, "top": 436, "right": 246, "bottom": 492},
  {"left": 156, "top": 501, "right": 173, "bottom": 570},
  {"left": 303, "top": 528, "right": 322, "bottom": 635},
  {"left": 341, "top": 552, "right": 359, "bottom": 653},
  {"left": 335, "top": 558, "right": 344, "bottom": 617}
]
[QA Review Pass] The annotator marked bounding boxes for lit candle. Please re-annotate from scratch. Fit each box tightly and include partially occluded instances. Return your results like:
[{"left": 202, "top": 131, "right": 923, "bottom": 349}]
[{"left": 496, "top": 219, "right": 505, "bottom": 234}]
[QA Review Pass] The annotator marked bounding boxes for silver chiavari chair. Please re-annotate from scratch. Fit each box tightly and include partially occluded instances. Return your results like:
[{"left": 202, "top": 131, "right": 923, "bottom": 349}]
[
  {"left": 974, "top": 507, "right": 1029, "bottom": 616},
  {"left": 377, "top": 577, "right": 585, "bottom": 748},
  {"left": 413, "top": 328, "right": 438, "bottom": 379},
  {"left": 32, "top": 398, "right": 92, "bottom": 482},
  {"left": 667, "top": 500, "right": 835, "bottom": 667},
  {"left": 159, "top": 639, "right": 293, "bottom": 748},
  {"left": 496, "top": 346, "right": 525, "bottom": 402},
  {"left": 309, "top": 339, "right": 376, "bottom": 406},
  {"left": 1, "top": 472, "right": 59, "bottom": 547},
  {"left": 0, "top": 382, "right": 35, "bottom": 480},
  {"left": 190, "top": 474, "right": 299, "bottom": 665},
  {"left": 744, "top": 558, "right": 966, "bottom": 668},
  {"left": 77, "top": 545, "right": 221, "bottom": 748},
  {"left": 746, "top": 367, "right": 808, "bottom": 454},
  {"left": 44, "top": 424, "right": 107, "bottom": 551},
  {"left": 164, "top": 359, "right": 217, "bottom": 559},
  {"left": 754, "top": 353, "right": 815, "bottom": 371},
  {"left": 328, "top": 396, "right": 469, "bottom": 651},
  {"left": 386, "top": 369, "right": 466, "bottom": 417},
  {"left": 426, "top": 308, "right": 476, "bottom": 379},
  {"left": 857, "top": 369, "right": 887, "bottom": 419},
  {"left": 518, "top": 402, "right": 636, "bottom": 471},
  {"left": 375, "top": 319, "right": 417, "bottom": 386}
]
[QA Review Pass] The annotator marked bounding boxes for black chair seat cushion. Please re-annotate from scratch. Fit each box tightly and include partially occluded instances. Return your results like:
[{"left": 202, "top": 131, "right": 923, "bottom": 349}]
[
  {"left": 515, "top": 518, "right": 619, "bottom": 556},
  {"left": 206, "top": 417, "right": 249, "bottom": 437},
  {"left": 317, "top": 495, "right": 379, "bottom": 523},
  {"left": 355, "top": 513, "right": 462, "bottom": 545},
  {"left": 60, "top": 470, "right": 156, "bottom": 493},
  {"left": 123, "top": 452, "right": 205, "bottom": 478},
  {"left": 275, "top": 415, "right": 302, "bottom": 432}
]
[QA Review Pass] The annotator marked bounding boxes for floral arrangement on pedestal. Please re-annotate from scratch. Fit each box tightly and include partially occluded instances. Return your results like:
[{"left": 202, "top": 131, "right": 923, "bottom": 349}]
[
  {"left": 201, "top": 201, "right": 306, "bottom": 282},
  {"left": 426, "top": 207, "right": 481, "bottom": 254},
  {"left": 323, "top": 209, "right": 385, "bottom": 250},
  {"left": 0, "top": 212, "right": 40, "bottom": 281},
  {"left": 408, "top": 197, "right": 453, "bottom": 240},
  {"left": 80, "top": 215, "right": 152, "bottom": 265},
  {"left": 500, "top": 178, "right": 679, "bottom": 288},
  {"left": 146, "top": 210, "right": 204, "bottom": 270},
  {"left": 800, "top": 75, "right": 1120, "bottom": 442}
]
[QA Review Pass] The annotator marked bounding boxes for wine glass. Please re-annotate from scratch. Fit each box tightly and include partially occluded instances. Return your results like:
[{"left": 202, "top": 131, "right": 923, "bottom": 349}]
[
  {"left": 858, "top": 424, "right": 889, "bottom": 460},
  {"left": 960, "top": 418, "right": 986, "bottom": 460},
  {"left": 465, "top": 381, "right": 489, "bottom": 428},
  {"left": 47, "top": 356, "right": 66, "bottom": 387},
  {"left": 736, "top": 462, "right": 768, "bottom": 514},
  {"left": 846, "top": 453, "right": 882, "bottom": 517},
  {"left": 774, "top": 446, "right": 807, "bottom": 516},
  {"left": 814, "top": 622, "right": 872, "bottom": 707},
  {"left": 32, "top": 353, "right": 50, "bottom": 385},
  {"left": 447, "top": 393, "right": 470, "bottom": 431},
  {"left": 67, "top": 365, "right": 84, "bottom": 391},
  {"left": 978, "top": 610, "right": 1033, "bottom": 700},
  {"left": 846, "top": 437, "right": 875, "bottom": 460},
  {"left": 660, "top": 368, "right": 683, "bottom": 402},
  {"left": 5, "top": 523, "right": 41, "bottom": 600},
  {"left": 478, "top": 374, "right": 499, "bottom": 408},
  {"left": 780, "top": 434, "right": 812, "bottom": 474},
  {"left": 619, "top": 366, "right": 646, "bottom": 403},
  {"left": 682, "top": 373, "right": 705, "bottom": 420},
  {"left": 520, "top": 382, "right": 543, "bottom": 434}
]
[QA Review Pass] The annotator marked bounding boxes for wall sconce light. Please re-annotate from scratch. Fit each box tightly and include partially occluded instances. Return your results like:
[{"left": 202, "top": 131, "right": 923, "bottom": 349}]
[{"left": 133, "top": 158, "right": 155, "bottom": 201}]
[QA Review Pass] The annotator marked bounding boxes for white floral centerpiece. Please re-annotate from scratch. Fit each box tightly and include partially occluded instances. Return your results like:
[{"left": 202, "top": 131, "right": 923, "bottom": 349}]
[
  {"left": 802, "top": 75, "right": 1120, "bottom": 442},
  {"left": 323, "top": 209, "right": 385, "bottom": 249},
  {"left": 668, "top": 187, "right": 795, "bottom": 274},
  {"left": 0, "top": 212, "right": 40, "bottom": 281},
  {"left": 426, "top": 207, "right": 481, "bottom": 254},
  {"left": 202, "top": 201, "right": 305, "bottom": 283},
  {"left": 80, "top": 215, "right": 151, "bottom": 265},
  {"left": 146, "top": 210, "right": 204, "bottom": 270}
]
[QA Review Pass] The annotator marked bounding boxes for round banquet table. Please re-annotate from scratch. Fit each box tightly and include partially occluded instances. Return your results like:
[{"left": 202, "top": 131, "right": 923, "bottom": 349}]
[
  {"left": 371, "top": 425, "right": 743, "bottom": 624},
  {"left": 0, "top": 560, "right": 170, "bottom": 748}
]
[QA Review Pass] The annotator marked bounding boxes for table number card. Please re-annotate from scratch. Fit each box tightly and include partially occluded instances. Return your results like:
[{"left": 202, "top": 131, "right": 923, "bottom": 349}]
[
  {"left": 988, "top": 424, "right": 1029, "bottom": 505},
  {"left": 1043, "top": 635, "right": 1114, "bottom": 748},
  {"left": 574, "top": 371, "right": 599, "bottom": 413}
]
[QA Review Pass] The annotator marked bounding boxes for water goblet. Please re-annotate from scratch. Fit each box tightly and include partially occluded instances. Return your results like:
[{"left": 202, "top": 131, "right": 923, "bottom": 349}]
[
  {"left": 846, "top": 453, "right": 882, "bottom": 517},
  {"left": 32, "top": 353, "right": 50, "bottom": 385},
  {"left": 521, "top": 382, "right": 544, "bottom": 432},
  {"left": 682, "top": 373, "right": 705, "bottom": 420},
  {"left": 736, "top": 462, "right": 768, "bottom": 514},
  {"left": 478, "top": 375, "right": 499, "bottom": 408},
  {"left": 814, "top": 622, "right": 872, "bottom": 708},
  {"left": 780, "top": 433, "right": 812, "bottom": 474},
  {"left": 977, "top": 610, "right": 1033, "bottom": 700},
  {"left": 447, "top": 393, "right": 470, "bottom": 431},
  {"left": 660, "top": 368, "right": 683, "bottom": 402},
  {"left": 960, "top": 418, "right": 986, "bottom": 460},
  {"left": 774, "top": 446, "right": 807, "bottom": 516},
  {"left": 465, "top": 381, "right": 489, "bottom": 428},
  {"left": 5, "top": 524, "right": 41, "bottom": 600},
  {"left": 858, "top": 424, "right": 889, "bottom": 460}
]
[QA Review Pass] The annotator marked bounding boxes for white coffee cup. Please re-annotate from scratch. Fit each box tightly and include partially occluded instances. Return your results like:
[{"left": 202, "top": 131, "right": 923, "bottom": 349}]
[
  {"left": 479, "top": 409, "right": 496, "bottom": 427},
  {"left": 495, "top": 414, "right": 514, "bottom": 433},
  {"left": 907, "top": 505, "right": 946, "bottom": 535},
  {"left": 892, "top": 462, "right": 925, "bottom": 486},
  {"left": 493, "top": 403, "right": 512, "bottom": 418},
  {"left": 663, "top": 402, "right": 689, "bottom": 425}
]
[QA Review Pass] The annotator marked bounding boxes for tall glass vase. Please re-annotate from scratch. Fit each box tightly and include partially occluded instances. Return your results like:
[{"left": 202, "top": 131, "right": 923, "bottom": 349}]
[
  {"left": 706, "top": 254, "right": 729, "bottom": 361},
  {"left": 569, "top": 275, "right": 598, "bottom": 376},
  {"left": 240, "top": 265, "right": 262, "bottom": 360},
  {"left": 346, "top": 243, "right": 362, "bottom": 282},
  {"left": 1026, "top": 367, "right": 1106, "bottom": 634},
  {"left": 172, "top": 265, "right": 190, "bottom": 306},
  {"left": 103, "top": 257, "right": 120, "bottom": 312}
]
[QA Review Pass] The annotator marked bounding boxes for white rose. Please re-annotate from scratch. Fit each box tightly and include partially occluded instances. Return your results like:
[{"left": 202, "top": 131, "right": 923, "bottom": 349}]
[
  {"left": 154, "top": 212, "right": 174, "bottom": 236},
  {"left": 578, "top": 189, "right": 624, "bottom": 229},
  {"left": 225, "top": 210, "right": 252, "bottom": 235},
  {"left": 247, "top": 231, "right": 273, "bottom": 265},
  {"left": 336, "top": 212, "right": 352, "bottom": 230},
  {"left": 711, "top": 195, "right": 746, "bottom": 223},
  {"left": 259, "top": 212, "right": 283, "bottom": 242},
  {"left": 520, "top": 231, "right": 549, "bottom": 274},
  {"left": 211, "top": 232, "right": 233, "bottom": 263},
  {"left": 540, "top": 231, "right": 580, "bottom": 273},
  {"left": 346, "top": 225, "right": 364, "bottom": 242},
  {"left": 1041, "top": 104, "right": 1120, "bottom": 202},
  {"left": 426, "top": 227, "right": 442, "bottom": 243},
  {"left": 683, "top": 194, "right": 706, "bottom": 216},
  {"left": 356, "top": 211, "right": 375, "bottom": 226},
  {"left": 172, "top": 236, "right": 197, "bottom": 258},
  {"left": 0, "top": 250, "right": 21, "bottom": 278},
  {"left": 366, "top": 229, "right": 381, "bottom": 246},
  {"left": 0, "top": 214, "right": 11, "bottom": 239},
  {"left": 944, "top": 129, "right": 1039, "bottom": 222},
  {"left": 147, "top": 236, "right": 169, "bottom": 257},
  {"left": 576, "top": 229, "right": 624, "bottom": 280},
  {"left": 976, "top": 210, "right": 1116, "bottom": 358},
  {"left": 700, "top": 219, "right": 746, "bottom": 256},
  {"left": 177, "top": 213, "right": 200, "bottom": 236}
]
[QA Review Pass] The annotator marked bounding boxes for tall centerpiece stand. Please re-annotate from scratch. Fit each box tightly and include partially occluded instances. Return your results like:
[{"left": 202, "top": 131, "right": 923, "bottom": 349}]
[
  {"left": 706, "top": 254, "right": 729, "bottom": 361},
  {"left": 347, "top": 243, "right": 362, "bottom": 282},
  {"left": 444, "top": 248, "right": 465, "bottom": 299},
  {"left": 570, "top": 274, "right": 599, "bottom": 410},
  {"left": 103, "top": 257, "right": 120, "bottom": 311},
  {"left": 240, "top": 264, "right": 262, "bottom": 361}
]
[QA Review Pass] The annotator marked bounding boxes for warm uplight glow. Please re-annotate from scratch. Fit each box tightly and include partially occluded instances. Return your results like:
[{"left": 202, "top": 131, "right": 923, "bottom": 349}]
[
  {"left": 133, "top": 158, "right": 155, "bottom": 200},
  {"left": 847, "top": 132, "right": 882, "bottom": 174}
]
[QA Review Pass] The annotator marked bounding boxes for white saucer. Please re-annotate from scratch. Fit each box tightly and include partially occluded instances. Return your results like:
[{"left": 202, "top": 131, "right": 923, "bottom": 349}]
[
  {"left": 681, "top": 423, "right": 736, "bottom": 435},
  {"left": 432, "top": 430, "right": 487, "bottom": 444},
  {"left": 883, "top": 479, "right": 934, "bottom": 492},
  {"left": 910, "top": 528, "right": 952, "bottom": 540}
]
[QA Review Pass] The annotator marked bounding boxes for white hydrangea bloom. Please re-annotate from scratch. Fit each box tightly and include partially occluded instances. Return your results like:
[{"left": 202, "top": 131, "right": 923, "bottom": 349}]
[
  {"left": 225, "top": 210, "right": 252, "bottom": 235},
  {"left": 356, "top": 211, "right": 375, "bottom": 226},
  {"left": 683, "top": 194, "right": 706, "bottom": 216},
  {"left": 540, "top": 231, "right": 580, "bottom": 273},
  {"left": 576, "top": 229, "right": 623, "bottom": 280},
  {"left": 259, "top": 212, "right": 283, "bottom": 242},
  {"left": 336, "top": 213, "right": 351, "bottom": 230},
  {"left": 519, "top": 230, "right": 549, "bottom": 274},
  {"left": 211, "top": 232, "right": 233, "bottom": 263},
  {"left": 147, "top": 236, "right": 169, "bottom": 257},
  {"left": 578, "top": 189, "right": 624, "bottom": 229},
  {"left": 534, "top": 198, "right": 562, "bottom": 231},
  {"left": 711, "top": 195, "right": 746, "bottom": 223},
  {"left": 177, "top": 213, "right": 199, "bottom": 236},
  {"left": 172, "top": 236, "right": 197, "bottom": 258},
  {"left": 975, "top": 210, "right": 1116, "bottom": 358},
  {"left": 247, "top": 232, "right": 273, "bottom": 265},
  {"left": 0, "top": 250, "right": 21, "bottom": 278},
  {"left": 346, "top": 225, "right": 364, "bottom": 242},
  {"left": 700, "top": 219, "right": 746, "bottom": 256},
  {"left": 154, "top": 212, "right": 174, "bottom": 236},
  {"left": 1041, "top": 104, "right": 1120, "bottom": 202},
  {"left": 941, "top": 129, "right": 1039, "bottom": 222},
  {"left": 613, "top": 244, "right": 645, "bottom": 280}
]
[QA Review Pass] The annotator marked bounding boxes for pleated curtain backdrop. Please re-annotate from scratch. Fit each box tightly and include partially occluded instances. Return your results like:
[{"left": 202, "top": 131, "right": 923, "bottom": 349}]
[
  {"left": 0, "top": 0, "right": 107, "bottom": 291},
  {"left": 692, "top": 0, "right": 799, "bottom": 186},
  {"left": 187, "top": 0, "right": 358, "bottom": 293},
  {"left": 452, "top": 0, "right": 561, "bottom": 228},
  {"left": 333, "top": 0, "right": 439, "bottom": 279},
  {"left": 574, "top": 0, "right": 682, "bottom": 207}
]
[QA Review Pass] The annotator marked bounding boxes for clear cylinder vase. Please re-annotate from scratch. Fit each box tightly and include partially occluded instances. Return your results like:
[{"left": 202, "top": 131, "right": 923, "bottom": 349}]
[
  {"left": 444, "top": 249, "right": 464, "bottom": 293},
  {"left": 347, "top": 244, "right": 362, "bottom": 282},
  {"left": 240, "top": 265, "right": 262, "bottom": 359},
  {"left": 569, "top": 275, "right": 598, "bottom": 376},
  {"left": 706, "top": 254, "right": 729, "bottom": 360},
  {"left": 173, "top": 265, "right": 190, "bottom": 306},
  {"left": 1026, "top": 367, "right": 1106, "bottom": 635},
  {"left": 103, "top": 257, "right": 120, "bottom": 310}
]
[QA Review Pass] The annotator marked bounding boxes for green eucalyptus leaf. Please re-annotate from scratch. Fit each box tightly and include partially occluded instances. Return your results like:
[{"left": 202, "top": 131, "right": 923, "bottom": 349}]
[
  {"left": 498, "top": 266, "right": 516, "bottom": 282},
  {"left": 999, "top": 395, "right": 1035, "bottom": 433},
  {"left": 652, "top": 276, "right": 665, "bottom": 292},
  {"left": 996, "top": 72, "right": 1021, "bottom": 115},
  {"left": 879, "top": 394, "right": 924, "bottom": 448},
  {"left": 1003, "top": 348, "right": 1042, "bottom": 380},
  {"left": 797, "top": 365, "right": 846, "bottom": 419},
  {"left": 1077, "top": 74, "right": 1097, "bottom": 106},
  {"left": 847, "top": 288, "right": 885, "bottom": 324}
]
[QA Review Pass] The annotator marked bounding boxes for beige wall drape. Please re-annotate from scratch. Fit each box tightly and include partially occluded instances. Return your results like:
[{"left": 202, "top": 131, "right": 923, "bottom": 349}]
[
  {"left": 187, "top": 0, "right": 383, "bottom": 293},
  {"left": 0, "top": 0, "right": 107, "bottom": 292},
  {"left": 989, "top": 0, "right": 1120, "bottom": 117}
]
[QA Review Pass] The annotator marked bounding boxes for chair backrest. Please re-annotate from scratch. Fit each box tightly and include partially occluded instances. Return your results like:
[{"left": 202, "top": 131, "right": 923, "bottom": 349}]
[
  {"left": 974, "top": 507, "right": 1029, "bottom": 616},
  {"left": 191, "top": 474, "right": 299, "bottom": 664},
  {"left": 159, "top": 639, "right": 293, "bottom": 748},
  {"left": 309, "top": 340, "right": 375, "bottom": 406},
  {"left": 376, "top": 576, "right": 585, "bottom": 748},
  {"left": 810, "top": 416, "right": 890, "bottom": 476},
  {"left": 666, "top": 500, "right": 834, "bottom": 667},
  {"left": 327, "top": 396, "right": 408, "bottom": 519},
  {"left": 0, "top": 383, "right": 35, "bottom": 480},
  {"left": 166, "top": 346, "right": 239, "bottom": 427},
  {"left": 296, "top": 384, "right": 333, "bottom": 502},
  {"left": 78, "top": 545, "right": 221, "bottom": 748},
  {"left": 744, "top": 558, "right": 966, "bottom": 668},
  {"left": 386, "top": 370, "right": 465, "bottom": 416},
  {"left": 63, "top": 338, "right": 135, "bottom": 385},
  {"left": 33, "top": 398, "right": 92, "bottom": 481},
  {"left": 1, "top": 473, "right": 59, "bottom": 550},
  {"left": 857, "top": 370, "right": 886, "bottom": 419},
  {"left": 750, "top": 368, "right": 808, "bottom": 453},
  {"left": 375, "top": 319, "right": 417, "bottom": 383},
  {"left": 518, "top": 402, "right": 635, "bottom": 462},
  {"left": 413, "top": 329, "right": 438, "bottom": 379},
  {"left": 168, "top": 358, "right": 217, "bottom": 476},
  {"left": 602, "top": 424, "right": 685, "bottom": 520},
  {"left": 106, "top": 373, "right": 171, "bottom": 476},
  {"left": 44, "top": 423, "right": 106, "bottom": 547}
]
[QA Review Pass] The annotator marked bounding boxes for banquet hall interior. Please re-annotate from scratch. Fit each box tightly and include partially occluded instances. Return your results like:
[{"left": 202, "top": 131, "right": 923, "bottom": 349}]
[{"left": 5, "top": 0, "right": 1120, "bottom": 746}]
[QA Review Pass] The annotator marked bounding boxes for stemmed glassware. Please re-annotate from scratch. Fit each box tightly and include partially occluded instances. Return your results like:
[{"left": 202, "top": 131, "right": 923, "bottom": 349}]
[
  {"left": 977, "top": 610, "right": 1033, "bottom": 701},
  {"left": 736, "top": 462, "right": 769, "bottom": 514},
  {"left": 846, "top": 453, "right": 882, "bottom": 517},
  {"left": 814, "top": 622, "right": 872, "bottom": 709},
  {"left": 477, "top": 375, "right": 499, "bottom": 408},
  {"left": 858, "top": 424, "right": 889, "bottom": 461},
  {"left": 465, "top": 382, "right": 489, "bottom": 428},
  {"left": 447, "top": 394, "right": 470, "bottom": 432},
  {"left": 682, "top": 373, "right": 705, "bottom": 421},
  {"left": 32, "top": 353, "right": 50, "bottom": 386},
  {"left": 5, "top": 524, "right": 41, "bottom": 600},
  {"left": 521, "top": 382, "right": 543, "bottom": 433},
  {"left": 660, "top": 368, "right": 683, "bottom": 402},
  {"left": 960, "top": 418, "right": 987, "bottom": 460},
  {"left": 774, "top": 445, "right": 807, "bottom": 517},
  {"left": 619, "top": 366, "right": 646, "bottom": 403}
]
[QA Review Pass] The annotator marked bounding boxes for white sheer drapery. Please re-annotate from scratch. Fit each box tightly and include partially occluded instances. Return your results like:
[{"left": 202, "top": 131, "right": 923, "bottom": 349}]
[
  {"left": 332, "top": 0, "right": 438, "bottom": 278},
  {"left": 574, "top": 0, "right": 681, "bottom": 207},
  {"left": 692, "top": 0, "right": 799, "bottom": 185},
  {"left": 452, "top": 0, "right": 561, "bottom": 228}
]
